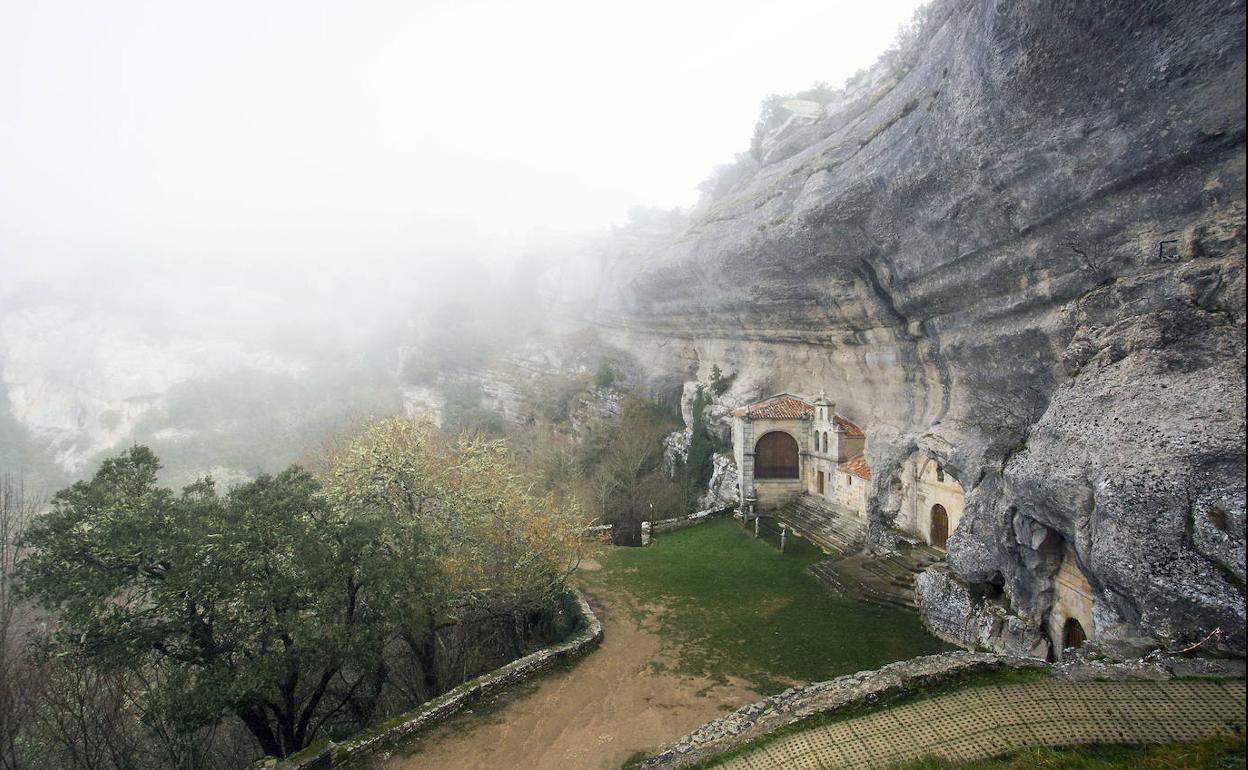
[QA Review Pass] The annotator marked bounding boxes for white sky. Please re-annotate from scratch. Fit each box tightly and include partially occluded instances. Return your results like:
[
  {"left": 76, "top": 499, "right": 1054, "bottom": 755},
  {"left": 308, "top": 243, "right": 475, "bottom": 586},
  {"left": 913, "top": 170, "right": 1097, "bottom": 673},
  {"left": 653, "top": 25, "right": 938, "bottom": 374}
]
[{"left": 1, "top": 0, "right": 925, "bottom": 271}]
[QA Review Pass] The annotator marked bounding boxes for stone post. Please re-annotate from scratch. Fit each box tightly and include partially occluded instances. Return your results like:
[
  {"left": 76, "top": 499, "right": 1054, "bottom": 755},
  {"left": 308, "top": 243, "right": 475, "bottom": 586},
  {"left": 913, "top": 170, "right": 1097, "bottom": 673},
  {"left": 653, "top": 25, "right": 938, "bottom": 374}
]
[
  {"left": 753, "top": 516, "right": 759, "bottom": 538},
  {"left": 780, "top": 524, "right": 788, "bottom": 552},
  {"left": 641, "top": 521, "right": 652, "bottom": 546}
]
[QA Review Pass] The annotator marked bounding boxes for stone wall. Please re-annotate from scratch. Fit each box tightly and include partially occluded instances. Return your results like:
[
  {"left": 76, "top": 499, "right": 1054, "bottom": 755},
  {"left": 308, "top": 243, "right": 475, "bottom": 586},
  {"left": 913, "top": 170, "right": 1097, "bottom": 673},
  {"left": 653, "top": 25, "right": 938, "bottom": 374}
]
[
  {"left": 637, "top": 648, "right": 1245, "bottom": 769},
  {"left": 638, "top": 651, "right": 1044, "bottom": 769},
  {"left": 897, "top": 453, "right": 967, "bottom": 546},
  {"left": 255, "top": 588, "right": 602, "bottom": 770},
  {"left": 649, "top": 506, "right": 733, "bottom": 535}
]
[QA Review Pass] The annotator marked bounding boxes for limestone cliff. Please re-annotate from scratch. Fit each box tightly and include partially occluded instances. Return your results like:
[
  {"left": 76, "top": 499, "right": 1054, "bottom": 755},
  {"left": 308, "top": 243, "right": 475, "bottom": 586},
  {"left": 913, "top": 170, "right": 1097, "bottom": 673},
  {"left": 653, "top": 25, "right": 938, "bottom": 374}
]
[{"left": 587, "top": 0, "right": 1247, "bottom": 653}]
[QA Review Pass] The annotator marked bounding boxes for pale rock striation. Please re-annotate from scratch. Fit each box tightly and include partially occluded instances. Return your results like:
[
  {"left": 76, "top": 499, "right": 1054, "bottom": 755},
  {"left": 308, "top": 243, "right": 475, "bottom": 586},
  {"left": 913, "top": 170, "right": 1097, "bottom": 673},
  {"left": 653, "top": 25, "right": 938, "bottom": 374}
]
[{"left": 579, "top": 0, "right": 1246, "bottom": 653}]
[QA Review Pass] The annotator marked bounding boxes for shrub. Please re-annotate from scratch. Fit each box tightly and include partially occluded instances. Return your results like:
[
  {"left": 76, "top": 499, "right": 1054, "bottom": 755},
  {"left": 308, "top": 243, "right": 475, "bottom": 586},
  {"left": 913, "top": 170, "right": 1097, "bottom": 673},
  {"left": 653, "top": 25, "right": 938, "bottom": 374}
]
[
  {"left": 709, "top": 365, "right": 735, "bottom": 397},
  {"left": 593, "top": 363, "right": 615, "bottom": 389}
]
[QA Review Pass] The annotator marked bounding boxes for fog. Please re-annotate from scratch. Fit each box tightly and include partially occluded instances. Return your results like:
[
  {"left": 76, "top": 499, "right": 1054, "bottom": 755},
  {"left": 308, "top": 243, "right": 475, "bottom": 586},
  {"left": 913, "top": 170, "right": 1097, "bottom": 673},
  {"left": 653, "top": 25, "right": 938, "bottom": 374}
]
[
  {"left": 1, "top": 0, "right": 925, "bottom": 486},
  {"left": 3, "top": 0, "right": 923, "bottom": 266}
]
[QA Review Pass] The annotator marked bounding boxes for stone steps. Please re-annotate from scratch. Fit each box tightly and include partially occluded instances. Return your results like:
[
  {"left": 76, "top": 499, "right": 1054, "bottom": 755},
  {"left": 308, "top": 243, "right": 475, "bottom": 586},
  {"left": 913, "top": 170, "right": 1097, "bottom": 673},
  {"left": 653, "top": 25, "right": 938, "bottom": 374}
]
[
  {"left": 807, "top": 544, "right": 945, "bottom": 610},
  {"left": 775, "top": 495, "right": 866, "bottom": 558}
]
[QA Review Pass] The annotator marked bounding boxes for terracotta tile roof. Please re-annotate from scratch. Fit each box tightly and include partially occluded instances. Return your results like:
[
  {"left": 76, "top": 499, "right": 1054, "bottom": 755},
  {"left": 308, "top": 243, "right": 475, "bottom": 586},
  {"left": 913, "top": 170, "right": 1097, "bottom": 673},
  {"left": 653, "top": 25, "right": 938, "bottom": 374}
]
[
  {"left": 834, "top": 415, "right": 864, "bottom": 437},
  {"left": 839, "top": 453, "right": 872, "bottom": 481},
  {"left": 736, "top": 396, "right": 815, "bottom": 420}
]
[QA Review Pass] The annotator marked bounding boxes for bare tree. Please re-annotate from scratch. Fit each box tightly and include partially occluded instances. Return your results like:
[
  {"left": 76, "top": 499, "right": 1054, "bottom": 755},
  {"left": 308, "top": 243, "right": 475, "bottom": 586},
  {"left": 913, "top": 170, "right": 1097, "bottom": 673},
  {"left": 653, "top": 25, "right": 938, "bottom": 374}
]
[
  {"left": 0, "top": 475, "right": 40, "bottom": 770},
  {"left": 959, "top": 373, "right": 1054, "bottom": 456}
]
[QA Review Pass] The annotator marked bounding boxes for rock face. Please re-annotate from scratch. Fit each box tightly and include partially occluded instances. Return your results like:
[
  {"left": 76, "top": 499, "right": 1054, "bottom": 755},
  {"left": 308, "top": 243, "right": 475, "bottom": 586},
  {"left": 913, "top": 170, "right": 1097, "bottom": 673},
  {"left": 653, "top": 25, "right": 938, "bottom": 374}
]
[
  {"left": 585, "top": 1, "right": 1246, "bottom": 653},
  {"left": 698, "top": 453, "right": 740, "bottom": 511},
  {"left": 917, "top": 564, "right": 1050, "bottom": 658}
]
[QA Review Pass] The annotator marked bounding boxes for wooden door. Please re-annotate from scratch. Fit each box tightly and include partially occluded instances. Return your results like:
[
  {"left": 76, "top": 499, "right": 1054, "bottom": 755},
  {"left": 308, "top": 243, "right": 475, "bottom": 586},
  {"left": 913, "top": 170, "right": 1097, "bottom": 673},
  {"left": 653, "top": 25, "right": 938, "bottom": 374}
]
[
  {"left": 816, "top": 471, "right": 825, "bottom": 495},
  {"left": 1063, "top": 618, "right": 1087, "bottom": 650},
  {"left": 755, "top": 432, "right": 799, "bottom": 478},
  {"left": 930, "top": 504, "right": 949, "bottom": 548}
]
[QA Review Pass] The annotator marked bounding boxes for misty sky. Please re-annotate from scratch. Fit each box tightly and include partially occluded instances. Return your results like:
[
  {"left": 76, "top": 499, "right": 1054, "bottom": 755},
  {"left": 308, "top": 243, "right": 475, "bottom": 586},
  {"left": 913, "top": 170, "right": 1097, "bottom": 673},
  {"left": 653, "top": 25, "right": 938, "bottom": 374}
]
[{"left": 2, "top": 0, "right": 925, "bottom": 274}]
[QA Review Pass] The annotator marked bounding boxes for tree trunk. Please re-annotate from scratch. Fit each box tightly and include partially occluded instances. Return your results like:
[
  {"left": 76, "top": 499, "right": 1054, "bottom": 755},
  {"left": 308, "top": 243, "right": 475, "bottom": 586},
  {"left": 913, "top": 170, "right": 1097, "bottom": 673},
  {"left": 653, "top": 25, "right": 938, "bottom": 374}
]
[{"left": 237, "top": 706, "right": 283, "bottom": 758}]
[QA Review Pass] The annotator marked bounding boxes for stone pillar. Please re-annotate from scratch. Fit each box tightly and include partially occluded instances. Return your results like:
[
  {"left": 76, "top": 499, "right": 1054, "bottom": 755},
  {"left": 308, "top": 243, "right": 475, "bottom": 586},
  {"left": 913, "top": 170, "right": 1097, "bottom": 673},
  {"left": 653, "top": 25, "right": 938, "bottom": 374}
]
[
  {"left": 640, "top": 521, "right": 652, "bottom": 546},
  {"left": 739, "top": 417, "right": 755, "bottom": 507}
]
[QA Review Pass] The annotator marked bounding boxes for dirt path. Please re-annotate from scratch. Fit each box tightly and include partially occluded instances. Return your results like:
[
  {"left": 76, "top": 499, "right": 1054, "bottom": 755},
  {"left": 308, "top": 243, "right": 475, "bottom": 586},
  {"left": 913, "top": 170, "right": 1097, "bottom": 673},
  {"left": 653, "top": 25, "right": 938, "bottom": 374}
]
[{"left": 369, "top": 562, "right": 758, "bottom": 770}]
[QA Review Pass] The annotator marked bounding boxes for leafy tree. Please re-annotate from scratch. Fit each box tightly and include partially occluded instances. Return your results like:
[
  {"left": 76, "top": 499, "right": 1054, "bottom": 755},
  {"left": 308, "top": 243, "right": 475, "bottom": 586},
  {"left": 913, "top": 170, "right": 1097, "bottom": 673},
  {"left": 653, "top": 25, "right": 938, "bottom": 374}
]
[
  {"left": 578, "top": 397, "right": 682, "bottom": 543},
  {"left": 440, "top": 381, "right": 506, "bottom": 436},
  {"left": 18, "top": 418, "right": 588, "bottom": 761},
  {"left": 316, "top": 418, "right": 585, "bottom": 685},
  {"left": 526, "top": 374, "right": 587, "bottom": 424},
  {"left": 686, "top": 387, "right": 716, "bottom": 496},
  {"left": 593, "top": 363, "right": 615, "bottom": 389},
  {"left": 17, "top": 447, "right": 400, "bottom": 758},
  {"left": 749, "top": 94, "right": 785, "bottom": 161}
]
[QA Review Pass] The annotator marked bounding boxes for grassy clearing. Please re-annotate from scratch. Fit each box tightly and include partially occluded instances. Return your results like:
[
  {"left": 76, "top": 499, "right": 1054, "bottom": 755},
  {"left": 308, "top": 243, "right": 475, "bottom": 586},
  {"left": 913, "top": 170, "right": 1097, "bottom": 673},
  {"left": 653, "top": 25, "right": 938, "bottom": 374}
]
[
  {"left": 888, "top": 736, "right": 1246, "bottom": 769},
  {"left": 586, "top": 518, "right": 954, "bottom": 693}
]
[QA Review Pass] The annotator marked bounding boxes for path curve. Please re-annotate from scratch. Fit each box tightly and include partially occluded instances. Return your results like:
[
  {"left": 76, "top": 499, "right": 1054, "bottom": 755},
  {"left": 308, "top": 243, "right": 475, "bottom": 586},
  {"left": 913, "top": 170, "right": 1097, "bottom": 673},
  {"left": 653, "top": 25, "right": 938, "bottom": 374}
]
[
  {"left": 372, "top": 578, "right": 758, "bottom": 770},
  {"left": 713, "top": 678, "right": 1245, "bottom": 769}
]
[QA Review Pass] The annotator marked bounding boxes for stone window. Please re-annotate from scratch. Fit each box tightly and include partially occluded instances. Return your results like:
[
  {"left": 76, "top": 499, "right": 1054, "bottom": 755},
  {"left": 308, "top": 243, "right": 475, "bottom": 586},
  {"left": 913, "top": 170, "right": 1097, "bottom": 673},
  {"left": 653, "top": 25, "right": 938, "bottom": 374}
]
[{"left": 936, "top": 464, "right": 945, "bottom": 482}]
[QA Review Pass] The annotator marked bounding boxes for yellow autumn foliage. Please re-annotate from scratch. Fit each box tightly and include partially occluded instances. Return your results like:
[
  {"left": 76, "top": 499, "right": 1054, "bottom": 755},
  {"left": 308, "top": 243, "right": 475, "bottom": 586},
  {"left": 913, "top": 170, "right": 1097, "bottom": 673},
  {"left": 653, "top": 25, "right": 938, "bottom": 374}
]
[{"left": 317, "top": 416, "right": 587, "bottom": 617}]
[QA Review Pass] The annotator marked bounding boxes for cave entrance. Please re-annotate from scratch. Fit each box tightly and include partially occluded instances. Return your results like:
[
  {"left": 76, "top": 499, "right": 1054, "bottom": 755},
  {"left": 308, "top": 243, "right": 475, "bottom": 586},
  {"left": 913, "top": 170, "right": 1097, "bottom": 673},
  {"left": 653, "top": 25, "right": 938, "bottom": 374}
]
[
  {"left": 1063, "top": 617, "right": 1087, "bottom": 651},
  {"left": 930, "top": 504, "right": 949, "bottom": 549},
  {"left": 755, "top": 431, "right": 799, "bottom": 479}
]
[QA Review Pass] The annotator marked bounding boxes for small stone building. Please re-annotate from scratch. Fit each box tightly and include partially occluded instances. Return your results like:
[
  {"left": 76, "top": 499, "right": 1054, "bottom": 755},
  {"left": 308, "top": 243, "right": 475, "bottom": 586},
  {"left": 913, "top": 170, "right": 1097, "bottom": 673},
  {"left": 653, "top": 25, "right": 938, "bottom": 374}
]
[
  {"left": 1047, "top": 543, "right": 1096, "bottom": 659},
  {"left": 833, "top": 454, "right": 871, "bottom": 515},
  {"left": 896, "top": 452, "right": 966, "bottom": 549},
  {"left": 732, "top": 393, "right": 868, "bottom": 513}
]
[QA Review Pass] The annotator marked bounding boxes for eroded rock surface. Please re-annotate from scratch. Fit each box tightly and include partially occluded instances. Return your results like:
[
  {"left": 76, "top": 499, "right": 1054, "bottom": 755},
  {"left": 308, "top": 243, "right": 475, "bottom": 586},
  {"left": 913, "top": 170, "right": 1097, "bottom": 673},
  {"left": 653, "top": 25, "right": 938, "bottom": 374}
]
[{"left": 578, "top": 0, "right": 1246, "bottom": 653}]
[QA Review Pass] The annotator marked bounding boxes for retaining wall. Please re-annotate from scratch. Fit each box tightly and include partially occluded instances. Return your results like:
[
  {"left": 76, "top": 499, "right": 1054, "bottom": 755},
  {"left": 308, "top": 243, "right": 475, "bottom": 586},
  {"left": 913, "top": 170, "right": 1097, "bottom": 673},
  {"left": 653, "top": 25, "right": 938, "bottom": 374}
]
[
  {"left": 637, "top": 649, "right": 1246, "bottom": 769},
  {"left": 255, "top": 588, "right": 602, "bottom": 770},
  {"left": 649, "top": 506, "right": 734, "bottom": 535}
]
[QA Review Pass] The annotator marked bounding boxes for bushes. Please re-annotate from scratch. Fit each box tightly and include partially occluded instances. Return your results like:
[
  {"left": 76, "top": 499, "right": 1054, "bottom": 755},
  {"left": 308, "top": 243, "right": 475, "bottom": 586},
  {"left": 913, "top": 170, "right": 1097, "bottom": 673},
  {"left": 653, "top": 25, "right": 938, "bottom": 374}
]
[
  {"left": 440, "top": 381, "right": 505, "bottom": 436},
  {"left": 708, "top": 364, "right": 735, "bottom": 396},
  {"left": 686, "top": 386, "right": 730, "bottom": 501},
  {"left": 10, "top": 423, "right": 585, "bottom": 764},
  {"left": 593, "top": 362, "right": 615, "bottom": 389},
  {"left": 526, "top": 374, "right": 587, "bottom": 425}
]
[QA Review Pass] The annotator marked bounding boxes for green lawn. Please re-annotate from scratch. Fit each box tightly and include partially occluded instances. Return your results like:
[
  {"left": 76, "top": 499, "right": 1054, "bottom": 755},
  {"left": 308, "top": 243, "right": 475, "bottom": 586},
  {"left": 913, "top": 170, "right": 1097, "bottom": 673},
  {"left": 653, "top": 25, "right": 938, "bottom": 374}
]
[{"left": 586, "top": 518, "right": 954, "bottom": 693}]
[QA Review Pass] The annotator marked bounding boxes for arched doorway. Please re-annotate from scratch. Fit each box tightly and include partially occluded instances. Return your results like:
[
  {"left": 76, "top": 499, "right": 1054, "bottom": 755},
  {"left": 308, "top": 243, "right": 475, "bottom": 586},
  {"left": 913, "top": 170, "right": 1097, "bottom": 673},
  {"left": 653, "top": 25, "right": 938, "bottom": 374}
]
[
  {"left": 930, "top": 504, "right": 949, "bottom": 548},
  {"left": 755, "top": 431, "right": 799, "bottom": 479},
  {"left": 1063, "top": 618, "right": 1087, "bottom": 650}
]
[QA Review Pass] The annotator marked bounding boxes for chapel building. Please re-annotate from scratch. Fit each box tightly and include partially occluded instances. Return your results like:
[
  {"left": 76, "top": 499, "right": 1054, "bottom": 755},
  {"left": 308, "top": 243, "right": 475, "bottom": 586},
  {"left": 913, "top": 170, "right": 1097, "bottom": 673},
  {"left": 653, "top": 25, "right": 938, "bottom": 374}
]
[{"left": 731, "top": 393, "right": 869, "bottom": 515}]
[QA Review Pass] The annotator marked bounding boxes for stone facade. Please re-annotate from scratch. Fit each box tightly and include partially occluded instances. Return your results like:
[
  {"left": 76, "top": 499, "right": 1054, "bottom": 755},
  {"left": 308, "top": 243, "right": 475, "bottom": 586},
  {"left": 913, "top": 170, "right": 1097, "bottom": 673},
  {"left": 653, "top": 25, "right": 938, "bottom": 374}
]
[
  {"left": 1047, "top": 544, "right": 1097, "bottom": 660},
  {"left": 896, "top": 451, "right": 967, "bottom": 549},
  {"left": 732, "top": 393, "right": 867, "bottom": 513}
]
